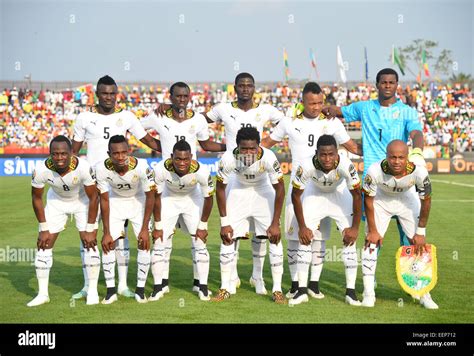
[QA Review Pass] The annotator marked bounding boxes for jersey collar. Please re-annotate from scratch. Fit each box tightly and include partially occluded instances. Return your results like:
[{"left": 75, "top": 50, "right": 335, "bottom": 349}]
[
  {"left": 165, "top": 108, "right": 195, "bottom": 120},
  {"left": 164, "top": 158, "right": 200, "bottom": 174},
  {"left": 232, "top": 146, "right": 264, "bottom": 161},
  {"left": 45, "top": 155, "right": 79, "bottom": 173},
  {"left": 312, "top": 154, "right": 339, "bottom": 172},
  {"left": 231, "top": 101, "right": 260, "bottom": 110},
  {"left": 90, "top": 106, "right": 123, "bottom": 114},
  {"left": 381, "top": 159, "right": 415, "bottom": 176},
  {"left": 104, "top": 156, "right": 138, "bottom": 172}
]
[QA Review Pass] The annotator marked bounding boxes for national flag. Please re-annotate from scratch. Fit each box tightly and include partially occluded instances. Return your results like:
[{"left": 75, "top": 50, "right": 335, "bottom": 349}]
[
  {"left": 392, "top": 45, "right": 406, "bottom": 75},
  {"left": 422, "top": 49, "right": 430, "bottom": 77},
  {"left": 336, "top": 45, "right": 347, "bottom": 83}
]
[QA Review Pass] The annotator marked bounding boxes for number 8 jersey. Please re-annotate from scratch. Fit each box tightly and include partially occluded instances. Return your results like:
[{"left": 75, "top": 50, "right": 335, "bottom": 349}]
[{"left": 31, "top": 156, "right": 95, "bottom": 201}]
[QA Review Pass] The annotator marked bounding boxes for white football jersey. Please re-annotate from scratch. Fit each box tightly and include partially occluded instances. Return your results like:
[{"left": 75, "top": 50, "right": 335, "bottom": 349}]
[
  {"left": 217, "top": 147, "right": 283, "bottom": 187},
  {"left": 73, "top": 107, "right": 147, "bottom": 166},
  {"left": 270, "top": 115, "right": 351, "bottom": 175},
  {"left": 141, "top": 109, "right": 209, "bottom": 159},
  {"left": 94, "top": 157, "right": 156, "bottom": 199},
  {"left": 292, "top": 154, "right": 360, "bottom": 193},
  {"left": 31, "top": 156, "right": 95, "bottom": 201},
  {"left": 207, "top": 102, "right": 283, "bottom": 152},
  {"left": 154, "top": 159, "right": 214, "bottom": 197},
  {"left": 363, "top": 160, "right": 432, "bottom": 199}
]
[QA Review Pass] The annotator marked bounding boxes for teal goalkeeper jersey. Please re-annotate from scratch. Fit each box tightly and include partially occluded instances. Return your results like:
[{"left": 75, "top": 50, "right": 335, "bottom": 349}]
[{"left": 341, "top": 99, "right": 422, "bottom": 176}]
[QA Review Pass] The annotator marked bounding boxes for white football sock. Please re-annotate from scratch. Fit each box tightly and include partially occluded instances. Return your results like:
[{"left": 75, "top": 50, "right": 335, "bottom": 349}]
[
  {"left": 116, "top": 237, "right": 130, "bottom": 290},
  {"left": 35, "top": 248, "right": 53, "bottom": 296},
  {"left": 137, "top": 249, "right": 151, "bottom": 288},
  {"left": 231, "top": 239, "right": 240, "bottom": 283},
  {"left": 269, "top": 242, "right": 284, "bottom": 292},
  {"left": 163, "top": 237, "right": 172, "bottom": 280},
  {"left": 287, "top": 240, "right": 299, "bottom": 282},
  {"left": 251, "top": 236, "right": 267, "bottom": 281},
  {"left": 362, "top": 247, "right": 378, "bottom": 297},
  {"left": 192, "top": 238, "right": 209, "bottom": 285},
  {"left": 84, "top": 248, "right": 100, "bottom": 295},
  {"left": 219, "top": 242, "right": 236, "bottom": 290},
  {"left": 102, "top": 250, "right": 116, "bottom": 288},
  {"left": 191, "top": 243, "right": 199, "bottom": 281},
  {"left": 80, "top": 242, "right": 88, "bottom": 290},
  {"left": 310, "top": 240, "right": 326, "bottom": 282},
  {"left": 151, "top": 239, "right": 166, "bottom": 285},
  {"left": 296, "top": 243, "right": 311, "bottom": 288},
  {"left": 342, "top": 244, "right": 358, "bottom": 289}
]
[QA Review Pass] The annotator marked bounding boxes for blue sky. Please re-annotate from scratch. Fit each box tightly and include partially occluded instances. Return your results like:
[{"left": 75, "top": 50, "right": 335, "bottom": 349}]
[{"left": 1, "top": 0, "right": 472, "bottom": 83}]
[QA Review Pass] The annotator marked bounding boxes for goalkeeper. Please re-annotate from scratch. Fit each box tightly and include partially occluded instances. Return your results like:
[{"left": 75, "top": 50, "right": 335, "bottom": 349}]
[{"left": 322, "top": 68, "right": 425, "bottom": 247}]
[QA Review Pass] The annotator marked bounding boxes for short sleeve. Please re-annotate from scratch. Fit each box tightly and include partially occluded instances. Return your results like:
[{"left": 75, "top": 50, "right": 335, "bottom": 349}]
[
  {"left": 341, "top": 101, "right": 365, "bottom": 123},
  {"left": 415, "top": 167, "right": 432, "bottom": 200},
  {"left": 340, "top": 158, "right": 360, "bottom": 190},
  {"left": 196, "top": 115, "right": 210, "bottom": 141},
  {"left": 198, "top": 168, "right": 215, "bottom": 198},
  {"left": 80, "top": 160, "right": 96, "bottom": 187},
  {"left": 267, "top": 105, "right": 284, "bottom": 124},
  {"left": 94, "top": 166, "right": 109, "bottom": 194},
  {"left": 206, "top": 103, "right": 223, "bottom": 123},
  {"left": 332, "top": 119, "right": 351, "bottom": 145},
  {"left": 403, "top": 106, "right": 423, "bottom": 133},
  {"left": 140, "top": 112, "right": 159, "bottom": 130},
  {"left": 269, "top": 118, "right": 288, "bottom": 142},
  {"left": 291, "top": 164, "right": 310, "bottom": 190},
  {"left": 140, "top": 162, "right": 156, "bottom": 193},
  {"left": 265, "top": 152, "right": 283, "bottom": 185},
  {"left": 362, "top": 165, "right": 378, "bottom": 197},
  {"left": 73, "top": 113, "right": 85, "bottom": 142},
  {"left": 216, "top": 154, "right": 234, "bottom": 185},
  {"left": 127, "top": 112, "right": 147, "bottom": 140},
  {"left": 31, "top": 167, "right": 46, "bottom": 189}
]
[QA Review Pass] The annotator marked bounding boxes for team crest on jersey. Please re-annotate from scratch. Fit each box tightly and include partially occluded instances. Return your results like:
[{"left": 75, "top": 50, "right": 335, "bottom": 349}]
[
  {"left": 258, "top": 163, "right": 265, "bottom": 173},
  {"left": 191, "top": 178, "right": 197, "bottom": 185},
  {"left": 189, "top": 125, "right": 196, "bottom": 134},
  {"left": 296, "top": 166, "right": 303, "bottom": 179},
  {"left": 364, "top": 175, "right": 373, "bottom": 186},
  {"left": 132, "top": 174, "right": 139, "bottom": 183},
  {"left": 392, "top": 110, "right": 400, "bottom": 119},
  {"left": 72, "top": 176, "right": 79, "bottom": 185},
  {"left": 255, "top": 113, "right": 262, "bottom": 122},
  {"left": 116, "top": 118, "right": 123, "bottom": 127}
]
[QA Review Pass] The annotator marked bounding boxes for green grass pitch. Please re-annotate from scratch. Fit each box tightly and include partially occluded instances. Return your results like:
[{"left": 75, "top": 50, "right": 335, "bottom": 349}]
[{"left": 0, "top": 175, "right": 473, "bottom": 323}]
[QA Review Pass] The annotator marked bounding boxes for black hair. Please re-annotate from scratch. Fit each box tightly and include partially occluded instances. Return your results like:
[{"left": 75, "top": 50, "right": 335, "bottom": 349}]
[
  {"left": 97, "top": 75, "right": 117, "bottom": 88},
  {"left": 170, "top": 82, "right": 190, "bottom": 96},
  {"left": 236, "top": 126, "right": 260, "bottom": 145},
  {"left": 173, "top": 139, "right": 191, "bottom": 153},
  {"left": 376, "top": 68, "right": 399, "bottom": 83},
  {"left": 302, "top": 82, "right": 322, "bottom": 95},
  {"left": 234, "top": 72, "right": 255, "bottom": 85},
  {"left": 50, "top": 135, "right": 72, "bottom": 151},
  {"left": 108, "top": 135, "right": 128, "bottom": 151},
  {"left": 316, "top": 134, "right": 338, "bottom": 149}
]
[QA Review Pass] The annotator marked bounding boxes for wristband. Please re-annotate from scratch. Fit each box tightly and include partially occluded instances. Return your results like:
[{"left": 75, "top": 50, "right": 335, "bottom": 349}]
[
  {"left": 155, "top": 221, "right": 163, "bottom": 230},
  {"left": 198, "top": 221, "right": 208, "bottom": 230},
  {"left": 416, "top": 227, "right": 426, "bottom": 236},
  {"left": 220, "top": 216, "right": 230, "bottom": 226},
  {"left": 39, "top": 222, "right": 49, "bottom": 232},
  {"left": 85, "top": 223, "right": 95, "bottom": 232},
  {"left": 369, "top": 243, "right": 376, "bottom": 250}
]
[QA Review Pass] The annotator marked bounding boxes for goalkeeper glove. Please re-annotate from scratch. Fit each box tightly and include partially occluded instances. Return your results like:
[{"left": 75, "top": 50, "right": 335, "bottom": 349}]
[{"left": 408, "top": 147, "right": 426, "bottom": 167}]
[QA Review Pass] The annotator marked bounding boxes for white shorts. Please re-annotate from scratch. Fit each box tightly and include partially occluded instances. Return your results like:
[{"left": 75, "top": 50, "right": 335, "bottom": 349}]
[
  {"left": 227, "top": 182, "right": 274, "bottom": 239},
  {"left": 293, "top": 184, "right": 353, "bottom": 241},
  {"left": 367, "top": 191, "right": 420, "bottom": 239},
  {"left": 161, "top": 191, "right": 203, "bottom": 239},
  {"left": 109, "top": 196, "right": 145, "bottom": 241},
  {"left": 43, "top": 196, "right": 89, "bottom": 234}
]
